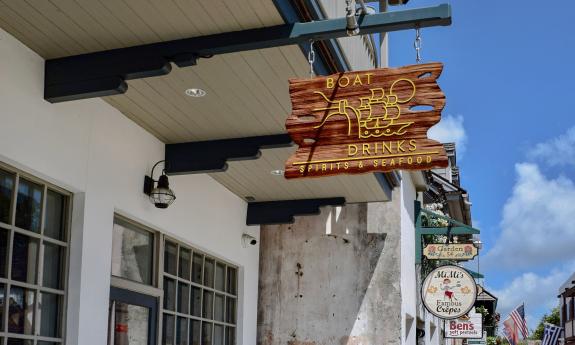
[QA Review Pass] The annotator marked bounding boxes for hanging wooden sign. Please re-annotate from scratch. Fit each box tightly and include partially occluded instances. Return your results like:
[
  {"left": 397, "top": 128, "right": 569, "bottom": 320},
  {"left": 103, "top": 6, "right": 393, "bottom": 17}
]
[
  {"left": 285, "top": 62, "right": 448, "bottom": 178},
  {"left": 421, "top": 265, "right": 477, "bottom": 320},
  {"left": 423, "top": 243, "right": 478, "bottom": 261}
]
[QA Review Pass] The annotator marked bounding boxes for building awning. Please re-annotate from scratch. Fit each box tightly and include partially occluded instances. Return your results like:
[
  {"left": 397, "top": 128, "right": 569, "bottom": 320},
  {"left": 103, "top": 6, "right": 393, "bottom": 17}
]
[
  {"left": 0, "top": 1, "right": 451, "bottom": 223},
  {"left": 465, "top": 269, "right": 484, "bottom": 280},
  {"left": 426, "top": 171, "right": 472, "bottom": 226},
  {"left": 476, "top": 284, "right": 498, "bottom": 312},
  {"left": 414, "top": 201, "right": 480, "bottom": 264}
]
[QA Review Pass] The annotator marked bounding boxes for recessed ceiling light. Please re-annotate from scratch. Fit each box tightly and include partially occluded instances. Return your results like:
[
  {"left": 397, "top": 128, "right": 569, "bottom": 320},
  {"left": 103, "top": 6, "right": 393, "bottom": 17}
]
[
  {"left": 271, "top": 169, "right": 284, "bottom": 176},
  {"left": 185, "top": 88, "right": 206, "bottom": 97}
]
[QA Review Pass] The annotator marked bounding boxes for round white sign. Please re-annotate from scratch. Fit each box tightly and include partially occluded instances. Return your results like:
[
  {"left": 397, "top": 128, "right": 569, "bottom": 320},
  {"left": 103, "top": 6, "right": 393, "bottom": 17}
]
[{"left": 421, "top": 265, "right": 477, "bottom": 319}]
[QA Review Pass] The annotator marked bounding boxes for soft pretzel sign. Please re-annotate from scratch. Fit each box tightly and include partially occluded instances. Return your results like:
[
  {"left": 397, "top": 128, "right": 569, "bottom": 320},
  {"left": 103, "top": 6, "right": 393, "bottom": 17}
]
[{"left": 285, "top": 63, "right": 449, "bottom": 178}]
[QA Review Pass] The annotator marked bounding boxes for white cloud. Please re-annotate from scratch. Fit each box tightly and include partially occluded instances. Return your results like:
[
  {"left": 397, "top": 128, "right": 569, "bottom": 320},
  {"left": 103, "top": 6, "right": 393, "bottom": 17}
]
[
  {"left": 428, "top": 114, "right": 467, "bottom": 156},
  {"left": 484, "top": 128, "right": 575, "bottom": 334},
  {"left": 530, "top": 126, "right": 575, "bottom": 167},
  {"left": 488, "top": 265, "right": 573, "bottom": 330},
  {"left": 484, "top": 163, "right": 575, "bottom": 269}
]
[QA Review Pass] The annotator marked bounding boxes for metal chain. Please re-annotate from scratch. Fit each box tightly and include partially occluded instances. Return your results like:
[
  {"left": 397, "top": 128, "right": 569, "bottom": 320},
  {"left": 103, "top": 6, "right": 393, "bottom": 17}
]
[
  {"left": 345, "top": 0, "right": 359, "bottom": 36},
  {"left": 308, "top": 40, "right": 315, "bottom": 78},
  {"left": 414, "top": 27, "right": 422, "bottom": 63}
]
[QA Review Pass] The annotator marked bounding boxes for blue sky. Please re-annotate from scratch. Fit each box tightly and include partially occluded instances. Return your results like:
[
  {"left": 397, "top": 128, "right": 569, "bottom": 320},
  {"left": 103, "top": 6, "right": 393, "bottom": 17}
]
[{"left": 388, "top": 0, "right": 575, "bottom": 331}]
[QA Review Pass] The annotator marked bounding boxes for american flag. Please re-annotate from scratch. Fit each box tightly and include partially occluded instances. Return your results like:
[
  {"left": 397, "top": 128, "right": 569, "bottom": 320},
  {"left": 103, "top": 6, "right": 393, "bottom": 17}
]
[
  {"left": 503, "top": 315, "right": 519, "bottom": 345},
  {"left": 509, "top": 304, "right": 529, "bottom": 339},
  {"left": 542, "top": 323, "right": 562, "bottom": 345}
]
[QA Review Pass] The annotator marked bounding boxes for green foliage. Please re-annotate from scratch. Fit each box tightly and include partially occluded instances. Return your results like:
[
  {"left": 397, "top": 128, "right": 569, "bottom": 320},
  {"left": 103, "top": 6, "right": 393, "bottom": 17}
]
[
  {"left": 487, "top": 336, "right": 510, "bottom": 345},
  {"left": 531, "top": 307, "right": 560, "bottom": 340},
  {"left": 487, "top": 336, "right": 498, "bottom": 345},
  {"left": 421, "top": 204, "right": 450, "bottom": 227},
  {"left": 476, "top": 305, "right": 490, "bottom": 320}
]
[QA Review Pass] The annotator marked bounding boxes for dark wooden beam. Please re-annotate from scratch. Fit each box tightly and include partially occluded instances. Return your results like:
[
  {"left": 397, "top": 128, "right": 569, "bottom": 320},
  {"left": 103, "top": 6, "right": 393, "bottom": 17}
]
[
  {"left": 247, "top": 197, "right": 346, "bottom": 225},
  {"left": 165, "top": 134, "right": 293, "bottom": 175},
  {"left": 44, "top": 4, "right": 451, "bottom": 102}
]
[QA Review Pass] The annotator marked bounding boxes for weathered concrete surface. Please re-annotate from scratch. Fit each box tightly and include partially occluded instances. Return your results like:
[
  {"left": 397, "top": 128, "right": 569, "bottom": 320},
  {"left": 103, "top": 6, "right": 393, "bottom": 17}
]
[{"left": 257, "top": 192, "right": 403, "bottom": 345}]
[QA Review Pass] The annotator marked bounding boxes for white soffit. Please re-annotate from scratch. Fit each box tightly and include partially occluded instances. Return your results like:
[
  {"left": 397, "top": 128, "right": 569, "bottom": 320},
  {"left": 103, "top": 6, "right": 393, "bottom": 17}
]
[{"left": 0, "top": 0, "right": 391, "bottom": 203}]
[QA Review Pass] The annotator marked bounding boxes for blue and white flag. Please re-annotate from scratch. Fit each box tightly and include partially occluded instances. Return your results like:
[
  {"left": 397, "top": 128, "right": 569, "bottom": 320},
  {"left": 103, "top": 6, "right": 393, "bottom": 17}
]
[{"left": 542, "top": 323, "right": 562, "bottom": 345}]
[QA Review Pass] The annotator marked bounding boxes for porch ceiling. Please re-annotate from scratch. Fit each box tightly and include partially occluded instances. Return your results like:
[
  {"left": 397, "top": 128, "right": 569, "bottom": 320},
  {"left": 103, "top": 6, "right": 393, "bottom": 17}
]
[{"left": 0, "top": 0, "right": 391, "bottom": 203}]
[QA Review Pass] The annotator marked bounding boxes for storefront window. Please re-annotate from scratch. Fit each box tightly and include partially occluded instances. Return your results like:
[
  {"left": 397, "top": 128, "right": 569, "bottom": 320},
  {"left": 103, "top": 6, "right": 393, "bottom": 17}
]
[
  {"left": 111, "top": 217, "right": 155, "bottom": 285},
  {"left": 0, "top": 166, "right": 70, "bottom": 345},
  {"left": 15, "top": 178, "right": 43, "bottom": 233},
  {"left": 161, "top": 239, "right": 237, "bottom": 345},
  {"left": 0, "top": 170, "right": 14, "bottom": 225}
]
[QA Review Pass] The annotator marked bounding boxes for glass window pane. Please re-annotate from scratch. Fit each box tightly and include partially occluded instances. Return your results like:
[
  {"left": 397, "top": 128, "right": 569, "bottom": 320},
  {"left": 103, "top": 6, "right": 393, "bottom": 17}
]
[
  {"left": 215, "top": 263, "right": 225, "bottom": 292},
  {"left": 226, "top": 298, "right": 236, "bottom": 325},
  {"left": 177, "top": 282, "right": 189, "bottom": 314},
  {"left": 7, "top": 339, "right": 33, "bottom": 345},
  {"left": 176, "top": 317, "right": 188, "bottom": 345},
  {"left": 114, "top": 301, "right": 150, "bottom": 345},
  {"left": 192, "top": 253, "right": 203, "bottom": 284},
  {"left": 0, "top": 169, "right": 14, "bottom": 224},
  {"left": 203, "top": 291, "right": 213, "bottom": 319},
  {"left": 226, "top": 267, "right": 237, "bottom": 295},
  {"left": 214, "top": 294, "right": 224, "bottom": 322},
  {"left": 11, "top": 233, "right": 38, "bottom": 284},
  {"left": 204, "top": 258, "right": 214, "bottom": 287},
  {"left": 44, "top": 190, "right": 66, "bottom": 241},
  {"left": 202, "top": 322, "right": 212, "bottom": 345},
  {"left": 15, "top": 178, "right": 43, "bottom": 232},
  {"left": 225, "top": 327, "right": 236, "bottom": 345},
  {"left": 163, "top": 313, "right": 175, "bottom": 345},
  {"left": 0, "top": 284, "right": 4, "bottom": 332},
  {"left": 39, "top": 292, "right": 61, "bottom": 337},
  {"left": 8, "top": 286, "right": 35, "bottom": 334},
  {"left": 214, "top": 325, "right": 224, "bottom": 345},
  {"left": 111, "top": 219, "right": 154, "bottom": 285},
  {"left": 189, "top": 320, "right": 201, "bottom": 345},
  {"left": 43, "top": 242, "right": 64, "bottom": 289},
  {"left": 179, "top": 248, "right": 191, "bottom": 280},
  {"left": 191, "top": 287, "right": 202, "bottom": 317},
  {"left": 114, "top": 302, "right": 149, "bottom": 345},
  {"left": 164, "top": 278, "right": 176, "bottom": 311},
  {"left": 164, "top": 241, "right": 178, "bottom": 276},
  {"left": 0, "top": 227, "right": 8, "bottom": 278}
]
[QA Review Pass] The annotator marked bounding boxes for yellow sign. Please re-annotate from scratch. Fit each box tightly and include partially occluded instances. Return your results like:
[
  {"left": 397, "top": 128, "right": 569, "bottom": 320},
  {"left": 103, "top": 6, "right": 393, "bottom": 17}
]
[{"left": 423, "top": 244, "right": 478, "bottom": 261}]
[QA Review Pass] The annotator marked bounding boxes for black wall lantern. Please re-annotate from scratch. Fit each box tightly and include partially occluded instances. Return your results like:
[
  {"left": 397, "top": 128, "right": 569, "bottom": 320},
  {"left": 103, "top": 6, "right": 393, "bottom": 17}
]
[{"left": 143, "top": 160, "right": 176, "bottom": 209}]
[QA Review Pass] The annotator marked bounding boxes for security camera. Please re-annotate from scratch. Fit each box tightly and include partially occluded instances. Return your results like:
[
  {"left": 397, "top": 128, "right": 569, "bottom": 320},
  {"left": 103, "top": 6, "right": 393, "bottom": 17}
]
[{"left": 242, "top": 234, "right": 257, "bottom": 247}]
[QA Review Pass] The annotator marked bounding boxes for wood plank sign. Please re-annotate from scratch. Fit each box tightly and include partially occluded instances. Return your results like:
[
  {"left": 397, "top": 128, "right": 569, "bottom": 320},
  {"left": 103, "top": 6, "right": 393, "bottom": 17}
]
[
  {"left": 285, "top": 63, "right": 449, "bottom": 178},
  {"left": 421, "top": 265, "right": 477, "bottom": 319},
  {"left": 423, "top": 243, "right": 479, "bottom": 261}
]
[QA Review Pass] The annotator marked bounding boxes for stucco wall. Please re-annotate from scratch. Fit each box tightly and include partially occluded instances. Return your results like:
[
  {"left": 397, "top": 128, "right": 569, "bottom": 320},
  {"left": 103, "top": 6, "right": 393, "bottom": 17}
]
[
  {"left": 0, "top": 27, "right": 259, "bottom": 345},
  {"left": 257, "top": 195, "right": 406, "bottom": 345}
]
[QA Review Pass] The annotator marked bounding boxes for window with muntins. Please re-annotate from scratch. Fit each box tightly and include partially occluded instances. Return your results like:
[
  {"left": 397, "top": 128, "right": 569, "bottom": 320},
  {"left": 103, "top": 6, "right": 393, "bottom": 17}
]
[
  {"left": 0, "top": 165, "right": 70, "bottom": 345},
  {"left": 161, "top": 239, "right": 237, "bottom": 345}
]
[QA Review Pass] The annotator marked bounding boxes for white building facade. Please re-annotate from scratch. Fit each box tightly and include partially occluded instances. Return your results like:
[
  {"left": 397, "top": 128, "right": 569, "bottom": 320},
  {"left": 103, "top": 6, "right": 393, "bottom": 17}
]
[{"left": 0, "top": 1, "right": 455, "bottom": 344}]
